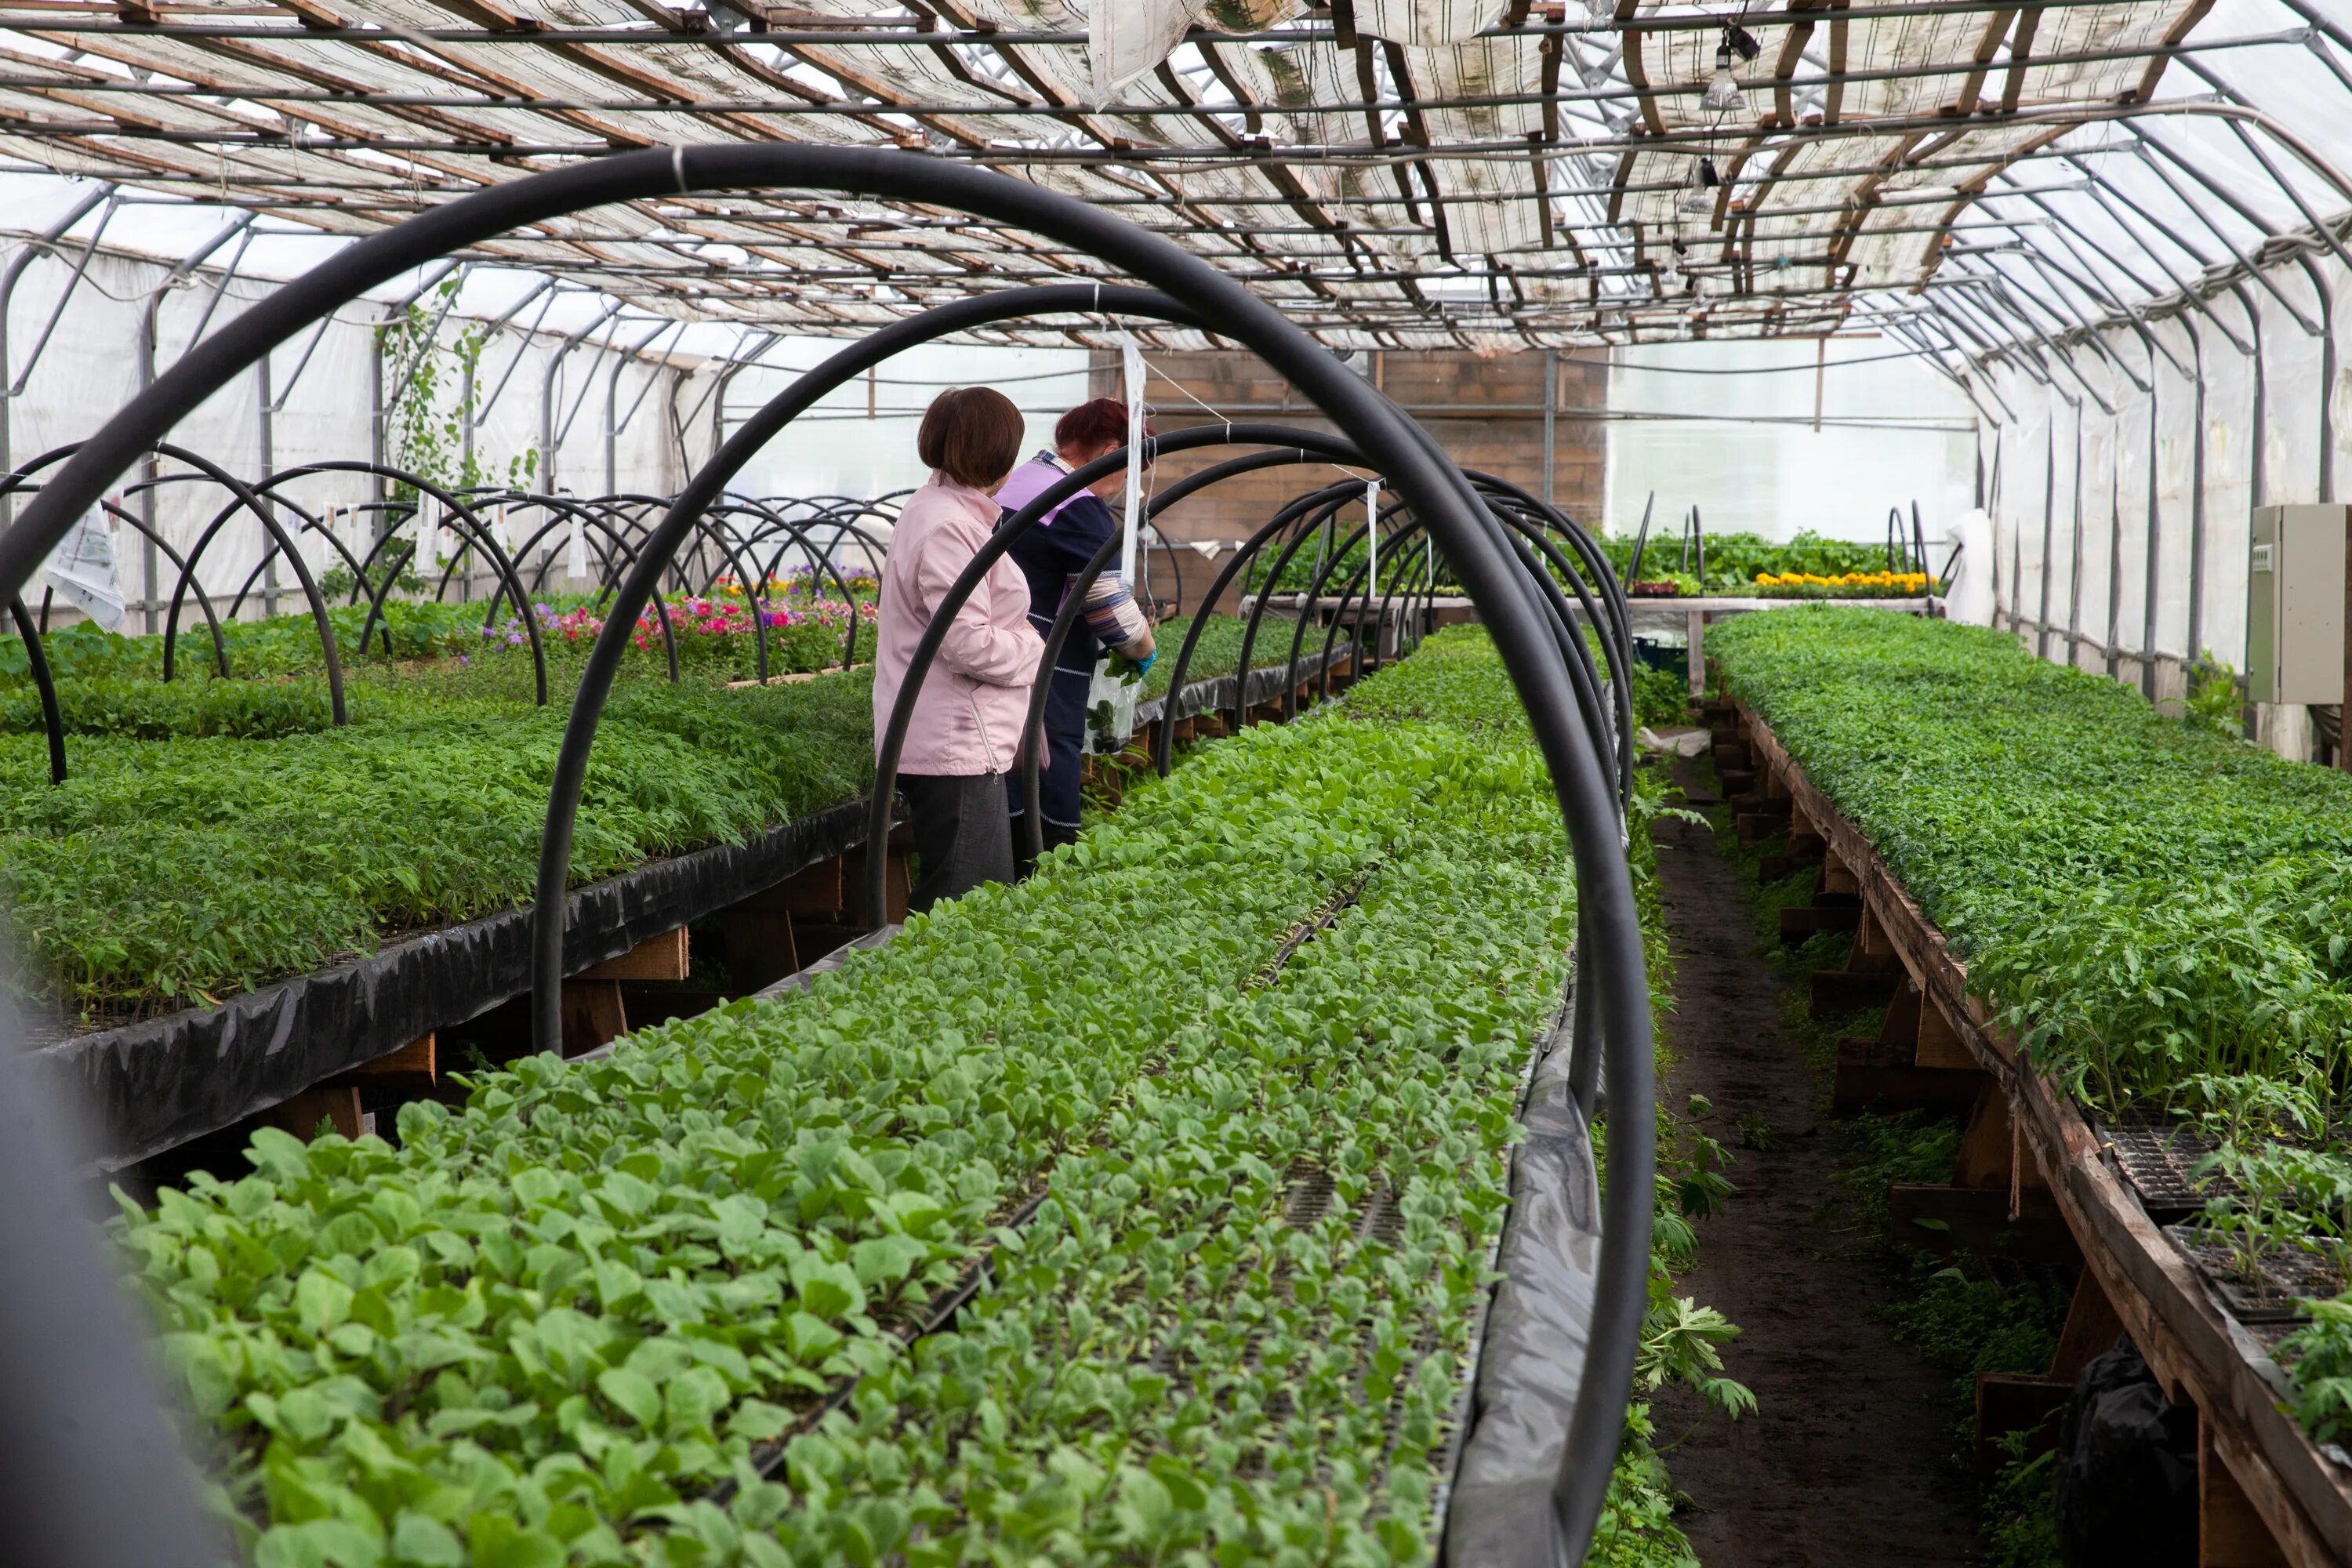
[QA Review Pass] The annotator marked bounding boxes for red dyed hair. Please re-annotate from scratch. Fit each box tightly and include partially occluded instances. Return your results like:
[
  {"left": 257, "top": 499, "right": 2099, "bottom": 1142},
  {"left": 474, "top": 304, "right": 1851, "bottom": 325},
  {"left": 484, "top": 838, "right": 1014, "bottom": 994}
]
[{"left": 1054, "top": 397, "right": 1155, "bottom": 462}]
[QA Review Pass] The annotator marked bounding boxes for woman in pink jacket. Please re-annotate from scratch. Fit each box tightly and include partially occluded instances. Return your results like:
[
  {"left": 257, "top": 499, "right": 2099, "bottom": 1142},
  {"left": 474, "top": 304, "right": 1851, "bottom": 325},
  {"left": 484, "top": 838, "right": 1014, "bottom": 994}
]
[{"left": 872, "top": 387, "right": 1045, "bottom": 913}]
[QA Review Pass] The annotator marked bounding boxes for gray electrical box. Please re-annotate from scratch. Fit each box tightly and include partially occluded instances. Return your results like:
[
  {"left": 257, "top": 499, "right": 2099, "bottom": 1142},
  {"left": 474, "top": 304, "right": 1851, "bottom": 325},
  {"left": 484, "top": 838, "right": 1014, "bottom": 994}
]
[{"left": 2249, "top": 504, "right": 2349, "bottom": 705}]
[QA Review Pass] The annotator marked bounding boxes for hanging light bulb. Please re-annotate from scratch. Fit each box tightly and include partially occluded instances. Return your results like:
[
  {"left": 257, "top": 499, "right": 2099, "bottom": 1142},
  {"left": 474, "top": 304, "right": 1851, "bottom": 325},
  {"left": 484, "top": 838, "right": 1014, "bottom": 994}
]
[
  {"left": 1702, "top": 34, "right": 1745, "bottom": 114},
  {"left": 1679, "top": 155, "right": 1714, "bottom": 215}
]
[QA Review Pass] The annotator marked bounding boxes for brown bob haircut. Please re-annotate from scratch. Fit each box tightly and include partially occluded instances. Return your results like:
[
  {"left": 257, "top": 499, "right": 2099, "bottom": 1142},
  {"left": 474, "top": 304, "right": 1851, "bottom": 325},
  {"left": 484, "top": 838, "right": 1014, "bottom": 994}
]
[
  {"left": 917, "top": 387, "right": 1026, "bottom": 490},
  {"left": 1054, "top": 397, "right": 1156, "bottom": 465}
]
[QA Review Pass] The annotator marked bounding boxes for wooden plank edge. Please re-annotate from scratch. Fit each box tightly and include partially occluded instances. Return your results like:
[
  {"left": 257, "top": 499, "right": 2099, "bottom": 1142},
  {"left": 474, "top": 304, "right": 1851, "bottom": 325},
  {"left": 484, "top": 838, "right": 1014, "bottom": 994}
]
[{"left": 1732, "top": 699, "right": 2352, "bottom": 1567}]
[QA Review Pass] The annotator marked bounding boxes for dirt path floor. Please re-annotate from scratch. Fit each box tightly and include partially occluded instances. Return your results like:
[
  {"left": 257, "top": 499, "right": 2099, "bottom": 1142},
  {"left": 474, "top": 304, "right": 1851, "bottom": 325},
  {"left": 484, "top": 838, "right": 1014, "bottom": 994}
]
[{"left": 1646, "top": 793, "right": 1979, "bottom": 1567}]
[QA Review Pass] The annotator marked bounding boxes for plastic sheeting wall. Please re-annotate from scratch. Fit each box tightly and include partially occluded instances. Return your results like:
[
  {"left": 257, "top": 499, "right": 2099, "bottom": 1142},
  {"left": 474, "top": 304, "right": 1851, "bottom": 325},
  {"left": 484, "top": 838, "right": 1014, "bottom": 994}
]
[
  {"left": 1606, "top": 339, "right": 1980, "bottom": 543},
  {"left": 1979, "top": 261, "right": 2347, "bottom": 752},
  {"left": 0, "top": 241, "right": 717, "bottom": 625}
]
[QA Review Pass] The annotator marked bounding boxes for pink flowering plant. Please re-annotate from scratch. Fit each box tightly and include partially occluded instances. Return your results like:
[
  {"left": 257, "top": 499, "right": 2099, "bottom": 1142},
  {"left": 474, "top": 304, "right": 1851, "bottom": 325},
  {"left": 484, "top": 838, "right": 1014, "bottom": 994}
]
[{"left": 481, "top": 579, "right": 875, "bottom": 677}]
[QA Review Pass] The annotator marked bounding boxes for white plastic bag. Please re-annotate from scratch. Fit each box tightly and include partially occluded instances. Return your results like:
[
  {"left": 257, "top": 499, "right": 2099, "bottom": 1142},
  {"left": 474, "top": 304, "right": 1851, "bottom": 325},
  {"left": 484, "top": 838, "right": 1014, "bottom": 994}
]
[
  {"left": 42, "top": 503, "right": 124, "bottom": 630},
  {"left": 1085, "top": 655, "right": 1142, "bottom": 753}
]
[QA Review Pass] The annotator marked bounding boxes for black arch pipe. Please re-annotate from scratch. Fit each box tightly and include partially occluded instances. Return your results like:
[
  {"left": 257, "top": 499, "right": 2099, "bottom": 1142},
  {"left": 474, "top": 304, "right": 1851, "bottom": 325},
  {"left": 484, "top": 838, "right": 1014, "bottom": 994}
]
[
  {"left": 576, "top": 493, "right": 779, "bottom": 681},
  {"left": 264, "top": 463, "right": 542, "bottom": 633},
  {"left": 693, "top": 497, "right": 868, "bottom": 675},
  {"left": 0, "top": 441, "right": 341, "bottom": 777},
  {"left": 0, "top": 147, "right": 1648, "bottom": 1562},
  {"left": 1014, "top": 441, "right": 1367, "bottom": 862},
  {"left": 237, "top": 460, "right": 550, "bottom": 706},
  {"left": 6, "top": 596, "right": 64, "bottom": 784},
  {"left": 1283, "top": 492, "right": 1415, "bottom": 716},
  {"left": 497, "top": 503, "right": 684, "bottom": 681},
  {"left": 1372, "top": 526, "right": 1442, "bottom": 676},
  {"left": 539, "top": 280, "right": 1206, "bottom": 1036},
  {"left": 1467, "top": 475, "right": 1634, "bottom": 808},
  {"left": 877, "top": 430, "right": 1370, "bottom": 909},
  {"left": 1151, "top": 477, "right": 1373, "bottom": 777},
  {"left": 105, "top": 466, "right": 349, "bottom": 720},
  {"left": 1231, "top": 488, "right": 1363, "bottom": 735},
  {"left": 101, "top": 499, "right": 230, "bottom": 678},
  {"left": 1294, "top": 503, "right": 1621, "bottom": 822},
  {"left": 220, "top": 493, "right": 375, "bottom": 624}
]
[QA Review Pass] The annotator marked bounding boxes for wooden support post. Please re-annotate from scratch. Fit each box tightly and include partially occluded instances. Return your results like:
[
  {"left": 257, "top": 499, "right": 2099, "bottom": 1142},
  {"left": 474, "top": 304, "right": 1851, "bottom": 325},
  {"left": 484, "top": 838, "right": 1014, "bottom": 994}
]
[
  {"left": 1832, "top": 1037, "right": 1988, "bottom": 1112},
  {"left": 1878, "top": 977, "right": 1923, "bottom": 1045},
  {"left": 1916, "top": 993, "right": 1976, "bottom": 1069},
  {"left": 1848, "top": 903, "right": 1901, "bottom": 973},
  {"left": 1955, "top": 1083, "right": 2019, "bottom": 1189},
  {"left": 1821, "top": 851, "right": 1860, "bottom": 896},
  {"left": 2203, "top": 1420, "right": 2293, "bottom": 1567},
  {"left": 722, "top": 906, "right": 799, "bottom": 994},
  {"left": 271, "top": 1083, "right": 364, "bottom": 1142},
  {"left": 579, "top": 926, "right": 689, "bottom": 982},
  {"left": 354, "top": 1032, "right": 435, "bottom": 1082},
  {"left": 1779, "top": 902, "right": 1861, "bottom": 941},
  {"left": 561, "top": 980, "right": 629, "bottom": 1058},
  {"left": 1811, "top": 967, "right": 1903, "bottom": 1016},
  {"left": 2049, "top": 1268, "right": 2125, "bottom": 1383}
]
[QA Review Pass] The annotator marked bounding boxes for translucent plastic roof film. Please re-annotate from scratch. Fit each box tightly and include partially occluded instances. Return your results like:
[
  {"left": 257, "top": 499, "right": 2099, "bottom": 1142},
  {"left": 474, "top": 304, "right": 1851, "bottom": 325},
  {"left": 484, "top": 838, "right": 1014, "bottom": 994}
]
[{"left": 0, "top": 0, "right": 2342, "bottom": 358}]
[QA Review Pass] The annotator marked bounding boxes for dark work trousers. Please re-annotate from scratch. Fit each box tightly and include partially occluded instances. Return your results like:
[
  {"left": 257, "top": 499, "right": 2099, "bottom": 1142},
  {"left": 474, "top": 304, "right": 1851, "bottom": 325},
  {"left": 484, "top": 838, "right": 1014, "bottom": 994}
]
[
  {"left": 899, "top": 772, "right": 1015, "bottom": 914},
  {"left": 1007, "top": 663, "right": 1089, "bottom": 876}
]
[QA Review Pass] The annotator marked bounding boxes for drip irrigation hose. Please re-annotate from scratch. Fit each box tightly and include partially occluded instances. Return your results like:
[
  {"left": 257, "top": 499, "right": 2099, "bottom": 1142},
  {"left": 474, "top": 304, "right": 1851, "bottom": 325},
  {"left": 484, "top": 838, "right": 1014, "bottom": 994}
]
[{"left": 0, "top": 147, "right": 1650, "bottom": 1566}]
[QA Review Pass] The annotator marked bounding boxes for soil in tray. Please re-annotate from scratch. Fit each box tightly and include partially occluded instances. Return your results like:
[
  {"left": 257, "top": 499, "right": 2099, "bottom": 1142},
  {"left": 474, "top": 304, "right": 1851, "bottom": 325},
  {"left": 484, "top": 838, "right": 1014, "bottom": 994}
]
[{"left": 1646, "top": 784, "right": 1978, "bottom": 1567}]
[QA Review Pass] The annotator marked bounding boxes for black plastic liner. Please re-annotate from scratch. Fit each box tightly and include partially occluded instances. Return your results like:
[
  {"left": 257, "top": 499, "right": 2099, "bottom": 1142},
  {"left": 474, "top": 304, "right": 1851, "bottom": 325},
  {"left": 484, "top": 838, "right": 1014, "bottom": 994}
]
[
  {"left": 1444, "top": 1001, "right": 1602, "bottom": 1567},
  {"left": 38, "top": 797, "right": 873, "bottom": 1167}
]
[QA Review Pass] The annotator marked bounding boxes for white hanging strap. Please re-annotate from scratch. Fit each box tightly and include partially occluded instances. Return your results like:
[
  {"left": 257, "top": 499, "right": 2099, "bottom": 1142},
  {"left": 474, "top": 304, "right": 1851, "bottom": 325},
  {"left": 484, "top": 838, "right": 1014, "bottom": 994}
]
[
  {"left": 1366, "top": 477, "right": 1380, "bottom": 602},
  {"left": 419, "top": 499, "right": 440, "bottom": 572},
  {"left": 566, "top": 509, "right": 587, "bottom": 581},
  {"left": 1118, "top": 332, "right": 1145, "bottom": 582}
]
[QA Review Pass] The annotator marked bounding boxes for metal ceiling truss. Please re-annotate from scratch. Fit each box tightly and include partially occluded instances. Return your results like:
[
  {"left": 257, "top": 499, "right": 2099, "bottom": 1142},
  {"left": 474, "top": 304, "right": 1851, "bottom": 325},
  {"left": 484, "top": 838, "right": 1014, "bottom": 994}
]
[{"left": 0, "top": 0, "right": 2340, "bottom": 372}]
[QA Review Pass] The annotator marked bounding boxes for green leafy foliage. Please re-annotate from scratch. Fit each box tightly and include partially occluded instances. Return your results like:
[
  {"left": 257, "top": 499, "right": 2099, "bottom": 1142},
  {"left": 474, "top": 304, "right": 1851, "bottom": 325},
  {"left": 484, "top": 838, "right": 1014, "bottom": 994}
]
[
  {"left": 1138, "top": 612, "right": 1346, "bottom": 699},
  {"left": 1598, "top": 529, "right": 1912, "bottom": 592},
  {"left": 1708, "top": 608, "right": 2352, "bottom": 1111},
  {"left": 121, "top": 628, "right": 1729, "bottom": 1566},
  {"left": 0, "top": 664, "right": 871, "bottom": 1015},
  {"left": 0, "top": 610, "right": 1300, "bottom": 1014}
]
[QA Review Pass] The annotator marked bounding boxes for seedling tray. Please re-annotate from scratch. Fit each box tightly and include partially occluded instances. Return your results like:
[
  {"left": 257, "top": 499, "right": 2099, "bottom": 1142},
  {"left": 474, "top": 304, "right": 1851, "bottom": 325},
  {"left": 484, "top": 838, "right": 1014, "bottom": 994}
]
[
  {"left": 2093, "top": 1112, "right": 2238, "bottom": 1212},
  {"left": 2165, "top": 1225, "right": 2344, "bottom": 1323}
]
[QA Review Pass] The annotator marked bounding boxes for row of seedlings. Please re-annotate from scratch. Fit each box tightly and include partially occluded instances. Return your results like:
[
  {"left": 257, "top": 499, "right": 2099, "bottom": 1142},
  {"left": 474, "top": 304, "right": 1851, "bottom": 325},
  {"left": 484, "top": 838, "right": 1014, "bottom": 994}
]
[
  {"left": 123, "top": 627, "right": 1739, "bottom": 1566},
  {"left": 1704, "top": 606, "right": 2352, "bottom": 1566}
]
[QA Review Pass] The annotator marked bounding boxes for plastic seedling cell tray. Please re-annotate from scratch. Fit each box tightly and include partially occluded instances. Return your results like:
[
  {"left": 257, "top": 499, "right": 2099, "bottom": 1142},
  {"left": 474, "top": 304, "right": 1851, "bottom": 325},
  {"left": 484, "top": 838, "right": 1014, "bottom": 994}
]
[
  {"left": 2165, "top": 1225, "right": 2344, "bottom": 1323},
  {"left": 2095, "top": 1113, "right": 2239, "bottom": 1214}
]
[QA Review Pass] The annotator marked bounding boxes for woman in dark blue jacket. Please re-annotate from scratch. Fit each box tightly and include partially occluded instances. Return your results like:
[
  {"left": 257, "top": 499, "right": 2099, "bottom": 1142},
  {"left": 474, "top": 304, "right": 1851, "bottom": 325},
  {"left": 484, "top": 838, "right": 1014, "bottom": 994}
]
[{"left": 996, "top": 398, "right": 1157, "bottom": 866}]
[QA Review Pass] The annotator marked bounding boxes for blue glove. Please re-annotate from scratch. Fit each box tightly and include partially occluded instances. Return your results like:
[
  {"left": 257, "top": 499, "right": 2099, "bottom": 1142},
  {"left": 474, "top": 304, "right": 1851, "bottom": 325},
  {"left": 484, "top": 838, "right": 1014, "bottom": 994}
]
[{"left": 1132, "top": 648, "right": 1156, "bottom": 678}]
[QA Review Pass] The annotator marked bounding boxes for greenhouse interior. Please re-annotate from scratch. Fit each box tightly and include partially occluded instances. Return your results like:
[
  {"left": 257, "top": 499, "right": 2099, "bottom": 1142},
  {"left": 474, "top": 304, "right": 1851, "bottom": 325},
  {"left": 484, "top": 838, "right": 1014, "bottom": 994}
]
[{"left": 6, "top": 0, "right": 2352, "bottom": 1565}]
